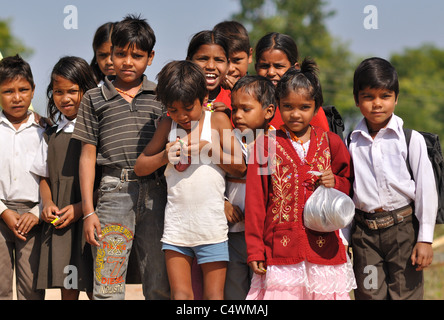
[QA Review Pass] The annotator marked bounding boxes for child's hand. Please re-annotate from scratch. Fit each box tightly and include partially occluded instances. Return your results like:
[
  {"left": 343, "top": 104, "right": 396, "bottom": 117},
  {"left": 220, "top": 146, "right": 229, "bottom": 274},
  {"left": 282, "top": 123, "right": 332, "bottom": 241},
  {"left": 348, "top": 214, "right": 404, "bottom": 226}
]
[
  {"left": 185, "top": 140, "right": 211, "bottom": 158},
  {"left": 84, "top": 213, "right": 102, "bottom": 247},
  {"left": 224, "top": 200, "right": 244, "bottom": 224},
  {"left": 248, "top": 261, "right": 267, "bottom": 275},
  {"left": 165, "top": 139, "right": 181, "bottom": 164},
  {"left": 223, "top": 75, "right": 237, "bottom": 90},
  {"left": 319, "top": 169, "right": 335, "bottom": 188},
  {"left": 16, "top": 212, "right": 39, "bottom": 238},
  {"left": 41, "top": 201, "right": 60, "bottom": 224},
  {"left": 52, "top": 203, "right": 82, "bottom": 229},
  {"left": 1, "top": 209, "right": 27, "bottom": 241},
  {"left": 213, "top": 102, "right": 232, "bottom": 119},
  {"left": 411, "top": 242, "right": 433, "bottom": 271}
]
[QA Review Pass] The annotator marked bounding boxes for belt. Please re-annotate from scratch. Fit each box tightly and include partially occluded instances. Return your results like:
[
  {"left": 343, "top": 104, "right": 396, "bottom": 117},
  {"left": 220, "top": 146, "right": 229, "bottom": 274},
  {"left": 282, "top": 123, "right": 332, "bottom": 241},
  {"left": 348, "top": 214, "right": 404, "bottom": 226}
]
[
  {"left": 101, "top": 167, "right": 155, "bottom": 182},
  {"left": 355, "top": 203, "right": 413, "bottom": 230}
]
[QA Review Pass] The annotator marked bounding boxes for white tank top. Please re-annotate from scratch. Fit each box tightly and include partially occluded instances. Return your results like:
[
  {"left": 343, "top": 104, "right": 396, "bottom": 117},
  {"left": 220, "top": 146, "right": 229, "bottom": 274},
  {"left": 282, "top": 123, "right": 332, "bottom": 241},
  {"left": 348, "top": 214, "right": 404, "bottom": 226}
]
[{"left": 161, "top": 111, "right": 228, "bottom": 246}]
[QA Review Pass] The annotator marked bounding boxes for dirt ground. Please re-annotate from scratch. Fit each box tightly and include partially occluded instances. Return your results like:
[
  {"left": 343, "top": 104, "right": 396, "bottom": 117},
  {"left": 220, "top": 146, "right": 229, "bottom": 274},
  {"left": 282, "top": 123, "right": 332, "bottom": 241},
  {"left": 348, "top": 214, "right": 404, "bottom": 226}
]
[{"left": 12, "top": 273, "right": 144, "bottom": 300}]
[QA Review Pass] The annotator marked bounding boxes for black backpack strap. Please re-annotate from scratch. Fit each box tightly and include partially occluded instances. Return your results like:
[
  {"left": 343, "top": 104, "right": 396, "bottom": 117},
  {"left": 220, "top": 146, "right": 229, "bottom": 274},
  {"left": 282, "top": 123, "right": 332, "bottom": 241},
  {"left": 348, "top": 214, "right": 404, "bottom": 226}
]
[
  {"left": 403, "top": 128, "right": 413, "bottom": 179},
  {"left": 346, "top": 131, "right": 352, "bottom": 148}
]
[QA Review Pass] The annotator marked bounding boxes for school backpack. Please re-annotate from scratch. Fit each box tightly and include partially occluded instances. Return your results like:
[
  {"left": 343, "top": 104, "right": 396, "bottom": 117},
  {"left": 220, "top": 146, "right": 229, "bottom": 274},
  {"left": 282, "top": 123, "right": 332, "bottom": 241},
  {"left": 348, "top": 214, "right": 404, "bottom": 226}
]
[
  {"left": 404, "top": 128, "right": 444, "bottom": 224},
  {"left": 322, "top": 105, "right": 345, "bottom": 139}
]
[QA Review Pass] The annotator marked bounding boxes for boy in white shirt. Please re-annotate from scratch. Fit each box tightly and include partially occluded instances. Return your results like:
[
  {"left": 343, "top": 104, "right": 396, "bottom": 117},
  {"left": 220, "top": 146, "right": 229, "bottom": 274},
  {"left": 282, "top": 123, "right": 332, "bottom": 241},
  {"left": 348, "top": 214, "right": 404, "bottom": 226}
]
[
  {"left": 0, "top": 55, "right": 45, "bottom": 300},
  {"left": 347, "top": 57, "right": 437, "bottom": 300}
]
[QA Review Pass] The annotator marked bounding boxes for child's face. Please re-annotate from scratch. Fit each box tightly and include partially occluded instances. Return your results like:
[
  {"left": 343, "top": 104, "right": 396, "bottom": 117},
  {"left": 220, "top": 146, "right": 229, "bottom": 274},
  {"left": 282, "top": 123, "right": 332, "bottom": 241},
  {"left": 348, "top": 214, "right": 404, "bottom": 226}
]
[
  {"left": 112, "top": 43, "right": 154, "bottom": 85},
  {"left": 96, "top": 41, "right": 115, "bottom": 77},
  {"left": 279, "top": 89, "right": 317, "bottom": 137},
  {"left": 167, "top": 98, "right": 204, "bottom": 131},
  {"left": 0, "top": 77, "right": 34, "bottom": 123},
  {"left": 356, "top": 87, "right": 398, "bottom": 132},
  {"left": 52, "top": 75, "right": 83, "bottom": 121},
  {"left": 255, "top": 49, "right": 294, "bottom": 86},
  {"left": 226, "top": 49, "right": 253, "bottom": 88},
  {"left": 231, "top": 89, "right": 274, "bottom": 133},
  {"left": 191, "top": 44, "right": 228, "bottom": 95}
]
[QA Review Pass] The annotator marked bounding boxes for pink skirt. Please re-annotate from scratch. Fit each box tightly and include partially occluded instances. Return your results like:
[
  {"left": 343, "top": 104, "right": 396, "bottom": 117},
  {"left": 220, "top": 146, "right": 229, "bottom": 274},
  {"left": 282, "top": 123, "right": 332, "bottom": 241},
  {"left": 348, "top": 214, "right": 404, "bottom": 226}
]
[{"left": 246, "top": 258, "right": 356, "bottom": 300}]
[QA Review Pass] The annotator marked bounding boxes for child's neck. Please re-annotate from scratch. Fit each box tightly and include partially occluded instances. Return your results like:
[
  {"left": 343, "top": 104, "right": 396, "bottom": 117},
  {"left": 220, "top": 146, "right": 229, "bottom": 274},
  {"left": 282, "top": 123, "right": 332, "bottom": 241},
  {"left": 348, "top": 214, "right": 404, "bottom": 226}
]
[
  {"left": 113, "top": 77, "right": 143, "bottom": 93},
  {"left": 5, "top": 111, "right": 30, "bottom": 130},
  {"left": 178, "top": 110, "right": 205, "bottom": 135},
  {"left": 282, "top": 124, "right": 311, "bottom": 143},
  {"left": 208, "top": 86, "right": 221, "bottom": 101}
]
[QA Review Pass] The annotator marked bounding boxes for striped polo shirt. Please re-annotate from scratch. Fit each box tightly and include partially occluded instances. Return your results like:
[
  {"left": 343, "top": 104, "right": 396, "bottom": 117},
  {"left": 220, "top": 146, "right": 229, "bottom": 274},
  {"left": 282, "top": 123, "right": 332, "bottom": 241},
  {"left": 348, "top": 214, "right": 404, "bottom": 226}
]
[{"left": 72, "top": 75, "right": 166, "bottom": 169}]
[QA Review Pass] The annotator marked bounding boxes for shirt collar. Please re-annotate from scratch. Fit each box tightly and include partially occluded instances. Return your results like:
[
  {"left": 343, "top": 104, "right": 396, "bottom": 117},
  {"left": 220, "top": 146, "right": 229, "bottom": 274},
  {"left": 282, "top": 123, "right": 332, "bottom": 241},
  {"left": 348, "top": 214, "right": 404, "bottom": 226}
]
[
  {"left": 0, "top": 110, "right": 39, "bottom": 130},
  {"left": 351, "top": 114, "right": 404, "bottom": 142},
  {"left": 101, "top": 74, "right": 156, "bottom": 101},
  {"left": 56, "top": 114, "right": 76, "bottom": 133}
]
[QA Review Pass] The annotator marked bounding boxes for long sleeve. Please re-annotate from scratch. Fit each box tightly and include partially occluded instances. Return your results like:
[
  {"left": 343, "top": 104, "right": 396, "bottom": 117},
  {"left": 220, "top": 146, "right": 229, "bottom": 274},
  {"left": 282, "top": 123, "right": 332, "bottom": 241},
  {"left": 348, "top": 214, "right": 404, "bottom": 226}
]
[
  {"left": 408, "top": 130, "right": 438, "bottom": 243},
  {"left": 328, "top": 131, "right": 353, "bottom": 195},
  {"left": 245, "top": 137, "right": 269, "bottom": 264}
]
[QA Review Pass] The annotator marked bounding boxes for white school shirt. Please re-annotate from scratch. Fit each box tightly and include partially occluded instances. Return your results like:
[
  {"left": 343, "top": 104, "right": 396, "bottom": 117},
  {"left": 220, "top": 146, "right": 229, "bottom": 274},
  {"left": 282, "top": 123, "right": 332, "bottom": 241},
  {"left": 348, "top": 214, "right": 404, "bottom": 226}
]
[
  {"left": 0, "top": 111, "right": 46, "bottom": 218},
  {"left": 345, "top": 114, "right": 437, "bottom": 243},
  {"left": 225, "top": 130, "right": 249, "bottom": 233}
]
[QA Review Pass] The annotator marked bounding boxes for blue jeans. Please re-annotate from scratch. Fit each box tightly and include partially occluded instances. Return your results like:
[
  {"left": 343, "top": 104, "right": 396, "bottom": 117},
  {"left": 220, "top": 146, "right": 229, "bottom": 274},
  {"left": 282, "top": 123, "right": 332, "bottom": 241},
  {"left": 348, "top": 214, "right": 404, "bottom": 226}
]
[{"left": 92, "top": 170, "right": 169, "bottom": 300}]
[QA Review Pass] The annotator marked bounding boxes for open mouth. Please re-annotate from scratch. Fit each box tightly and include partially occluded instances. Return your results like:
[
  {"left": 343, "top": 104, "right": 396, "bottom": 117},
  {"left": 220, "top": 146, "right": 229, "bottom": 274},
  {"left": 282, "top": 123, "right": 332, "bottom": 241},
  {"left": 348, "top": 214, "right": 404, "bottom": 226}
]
[{"left": 206, "top": 73, "right": 218, "bottom": 85}]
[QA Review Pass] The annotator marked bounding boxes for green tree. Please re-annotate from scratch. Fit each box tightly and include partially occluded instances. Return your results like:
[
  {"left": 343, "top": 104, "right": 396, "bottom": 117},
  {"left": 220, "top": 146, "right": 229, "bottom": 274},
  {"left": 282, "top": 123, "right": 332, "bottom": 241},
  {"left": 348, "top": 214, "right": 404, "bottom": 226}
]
[
  {"left": 0, "top": 18, "right": 34, "bottom": 110},
  {"left": 0, "top": 18, "right": 33, "bottom": 58},
  {"left": 391, "top": 44, "right": 444, "bottom": 141},
  {"left": 232, "top": 0, "right": 357, "bottom": 118}
]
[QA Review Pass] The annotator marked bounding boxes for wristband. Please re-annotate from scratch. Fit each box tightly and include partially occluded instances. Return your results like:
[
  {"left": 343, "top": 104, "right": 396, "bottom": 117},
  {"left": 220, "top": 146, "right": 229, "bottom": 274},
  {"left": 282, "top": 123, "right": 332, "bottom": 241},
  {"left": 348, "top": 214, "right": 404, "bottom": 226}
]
[{"left": 83, "top": 212, "right": 96, "bottom": 220}]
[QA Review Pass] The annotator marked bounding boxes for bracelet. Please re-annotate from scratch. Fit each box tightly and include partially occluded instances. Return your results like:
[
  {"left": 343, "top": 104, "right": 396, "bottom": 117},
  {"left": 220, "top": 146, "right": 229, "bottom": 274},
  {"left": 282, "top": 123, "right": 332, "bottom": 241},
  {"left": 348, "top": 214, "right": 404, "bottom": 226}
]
[{"left": 83, "top": 212, "right": 96, "bottom": 220}]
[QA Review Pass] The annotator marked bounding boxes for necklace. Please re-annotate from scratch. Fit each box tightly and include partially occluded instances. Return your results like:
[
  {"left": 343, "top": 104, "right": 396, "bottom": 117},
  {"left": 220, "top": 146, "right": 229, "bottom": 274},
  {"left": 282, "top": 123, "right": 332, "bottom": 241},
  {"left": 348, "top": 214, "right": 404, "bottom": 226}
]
[
  {"left": 115, "top": 87, "right": 136, "bottom": 99},
  {"left": 280, "top": 124, "right": 309, "bottom": 154}
]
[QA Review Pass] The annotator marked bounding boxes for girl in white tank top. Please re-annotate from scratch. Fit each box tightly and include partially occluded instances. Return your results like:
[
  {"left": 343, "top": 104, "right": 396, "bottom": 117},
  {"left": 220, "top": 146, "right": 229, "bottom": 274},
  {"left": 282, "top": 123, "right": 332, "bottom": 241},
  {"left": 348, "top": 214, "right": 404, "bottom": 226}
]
[
  {"left": 162, "top": 111, "right": 228, "bottom": 246},
  {"left": 134, "top": 60, "right": 245, "bottom": 300}
]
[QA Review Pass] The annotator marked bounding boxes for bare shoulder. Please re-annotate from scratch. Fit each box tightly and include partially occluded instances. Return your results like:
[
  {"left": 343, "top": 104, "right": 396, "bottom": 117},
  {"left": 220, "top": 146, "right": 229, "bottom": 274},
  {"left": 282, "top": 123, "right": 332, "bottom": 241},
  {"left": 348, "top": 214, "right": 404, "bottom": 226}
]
[{"left": 210, "top": 111, "right": 232, "bottom": 130}]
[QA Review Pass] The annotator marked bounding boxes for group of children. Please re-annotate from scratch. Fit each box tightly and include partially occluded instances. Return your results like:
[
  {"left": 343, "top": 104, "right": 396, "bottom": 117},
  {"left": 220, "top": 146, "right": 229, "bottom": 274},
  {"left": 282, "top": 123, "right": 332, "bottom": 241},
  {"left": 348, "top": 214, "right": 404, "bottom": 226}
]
[{"left": 0, "top": 13, "right": 438, "bottom": 301}]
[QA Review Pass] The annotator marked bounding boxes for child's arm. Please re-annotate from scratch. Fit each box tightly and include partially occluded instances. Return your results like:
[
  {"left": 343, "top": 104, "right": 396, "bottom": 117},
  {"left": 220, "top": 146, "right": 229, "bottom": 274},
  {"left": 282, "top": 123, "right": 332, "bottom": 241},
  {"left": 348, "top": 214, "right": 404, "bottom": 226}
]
[
  {"left": 79, "top": 142, "right": 100, "bottom": 246},
  {"left": 39, "top": 177, "right": 59, "bottom": 224},
  {"left": 245, "top": 138, "right": 269, "bottom": 271},
  {"left": 408, "top": 131, "right": 438, "bottom": 269},
  {"left": 211, "top": 112, "right": 246, "bottom": 178},
  {"left": 134, "top": 117, "right": 173, "bottom": 177},
  {"left": 327, "top": 132, "right": 352, "bottom": 194}
]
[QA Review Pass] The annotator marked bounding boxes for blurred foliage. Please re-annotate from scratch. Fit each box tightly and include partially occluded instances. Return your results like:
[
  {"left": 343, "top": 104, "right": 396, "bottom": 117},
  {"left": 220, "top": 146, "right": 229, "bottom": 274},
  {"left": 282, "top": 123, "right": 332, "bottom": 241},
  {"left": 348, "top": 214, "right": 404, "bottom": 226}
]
[
  {"left": 232, "top": 0, "right": 444, "bottom": 143},
  {"left": 0, "top": 18, "right": 33, "bottom": 58},
  {"left": 391, "top": 44, "right": 444, "bottom": 138}
]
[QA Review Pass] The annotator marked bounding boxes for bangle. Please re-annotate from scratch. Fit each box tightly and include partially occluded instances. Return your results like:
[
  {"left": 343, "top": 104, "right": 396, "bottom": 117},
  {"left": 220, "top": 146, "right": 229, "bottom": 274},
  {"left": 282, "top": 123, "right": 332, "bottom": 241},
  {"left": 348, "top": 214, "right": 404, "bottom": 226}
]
[{"left": 83, "top": 212, "right": 96, "bottom": 220}]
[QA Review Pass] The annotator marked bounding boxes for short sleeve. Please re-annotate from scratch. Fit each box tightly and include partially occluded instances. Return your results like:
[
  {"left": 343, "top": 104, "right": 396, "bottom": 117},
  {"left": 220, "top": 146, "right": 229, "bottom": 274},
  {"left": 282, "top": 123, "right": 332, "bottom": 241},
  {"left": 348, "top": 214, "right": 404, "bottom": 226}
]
[{"left": 72, "top": 92, "right": 99, "bottom": 145}]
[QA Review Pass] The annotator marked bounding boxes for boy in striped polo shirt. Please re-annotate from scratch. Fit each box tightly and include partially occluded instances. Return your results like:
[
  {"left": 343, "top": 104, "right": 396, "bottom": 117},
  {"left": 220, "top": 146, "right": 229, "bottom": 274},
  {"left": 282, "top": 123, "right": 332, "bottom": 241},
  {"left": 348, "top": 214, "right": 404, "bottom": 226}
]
[{"left": 73, "top": 14, "right": 169, "bottom": 300}]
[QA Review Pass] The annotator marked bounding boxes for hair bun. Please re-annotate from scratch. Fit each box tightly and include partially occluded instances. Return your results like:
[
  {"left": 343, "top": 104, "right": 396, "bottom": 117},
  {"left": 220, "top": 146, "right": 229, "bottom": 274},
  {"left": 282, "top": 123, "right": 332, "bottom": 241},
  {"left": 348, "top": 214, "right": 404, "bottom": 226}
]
[{"left": 300, "top": 57, "right": 319, "bottom": 76}]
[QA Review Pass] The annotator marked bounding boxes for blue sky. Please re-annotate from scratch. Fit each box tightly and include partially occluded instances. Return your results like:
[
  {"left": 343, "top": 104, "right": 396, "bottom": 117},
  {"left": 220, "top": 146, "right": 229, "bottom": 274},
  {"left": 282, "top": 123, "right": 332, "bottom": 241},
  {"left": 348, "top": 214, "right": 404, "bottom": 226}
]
[{"left": 1, "top": 0, "right": 444, "bottom": 115}]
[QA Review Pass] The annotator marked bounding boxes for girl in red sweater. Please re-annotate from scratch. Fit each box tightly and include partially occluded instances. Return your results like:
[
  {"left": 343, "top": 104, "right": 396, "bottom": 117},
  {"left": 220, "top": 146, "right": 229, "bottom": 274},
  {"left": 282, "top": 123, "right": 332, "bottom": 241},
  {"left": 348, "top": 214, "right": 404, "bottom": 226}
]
[{"left": 245, "top": 59, "right": 356, "bottom": 300}]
